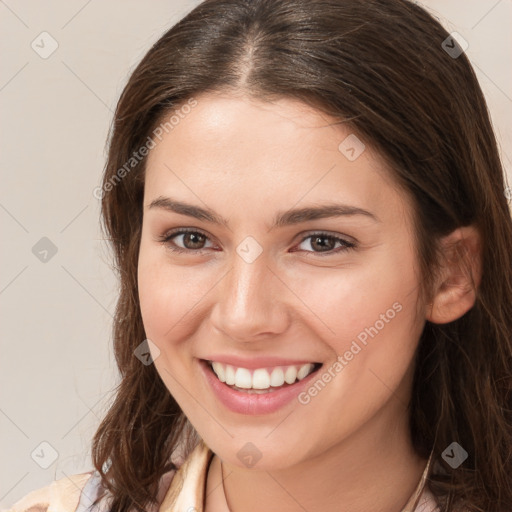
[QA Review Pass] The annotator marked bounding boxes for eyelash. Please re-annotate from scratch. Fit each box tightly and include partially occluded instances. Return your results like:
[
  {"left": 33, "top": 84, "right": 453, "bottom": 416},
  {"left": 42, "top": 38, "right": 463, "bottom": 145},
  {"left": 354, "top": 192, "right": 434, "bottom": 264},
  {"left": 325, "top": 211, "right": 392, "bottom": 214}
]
[{"left": 157, "top": 228, "right": 357, "bottom": 257}]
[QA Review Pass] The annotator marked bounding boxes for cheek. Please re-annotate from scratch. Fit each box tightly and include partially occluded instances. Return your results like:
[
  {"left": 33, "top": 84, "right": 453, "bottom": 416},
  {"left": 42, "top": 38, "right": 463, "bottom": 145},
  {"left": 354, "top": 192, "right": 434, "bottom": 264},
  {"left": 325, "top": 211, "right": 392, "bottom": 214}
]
[
  {"left": 138, "top": 242, "right": 184, "bottom": 344},
  {"left": 290, "top": 253, "right": 422, "bottom": 442},
  {"left": 137, "top": 245, "right": 200, "bottom": 401},
  {"left": 137, "top": 242, "right": 213, "bottom": 350},
  {"left": 299, "top": 241, "right": 422, "bottom": 368}
]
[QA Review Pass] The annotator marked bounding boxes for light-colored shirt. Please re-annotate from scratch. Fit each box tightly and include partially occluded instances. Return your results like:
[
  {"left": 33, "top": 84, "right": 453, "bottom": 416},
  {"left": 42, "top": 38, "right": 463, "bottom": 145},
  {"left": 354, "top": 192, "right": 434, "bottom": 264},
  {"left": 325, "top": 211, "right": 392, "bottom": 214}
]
[{"left": 5, "top": 440, "right": 440, "bottom": 512}]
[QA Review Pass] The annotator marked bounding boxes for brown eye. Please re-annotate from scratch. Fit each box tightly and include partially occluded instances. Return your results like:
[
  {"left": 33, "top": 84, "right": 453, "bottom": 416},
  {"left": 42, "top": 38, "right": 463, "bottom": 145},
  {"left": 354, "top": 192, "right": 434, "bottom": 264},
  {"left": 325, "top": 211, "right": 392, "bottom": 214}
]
[
  {"left": 295, "top": 232, "right": 356, "bottom": 256},
  {"left": 180, "top": 232, "right": 207, "bottom": 250},
  {"left": 158, "top": 229, "right": 356, "bottom": 256},
  {"left": 159, "top": 229, "right": 214, "bottom": 253},
  {"left": 310, "top": 234, "right": 337, "bottom": 252}
]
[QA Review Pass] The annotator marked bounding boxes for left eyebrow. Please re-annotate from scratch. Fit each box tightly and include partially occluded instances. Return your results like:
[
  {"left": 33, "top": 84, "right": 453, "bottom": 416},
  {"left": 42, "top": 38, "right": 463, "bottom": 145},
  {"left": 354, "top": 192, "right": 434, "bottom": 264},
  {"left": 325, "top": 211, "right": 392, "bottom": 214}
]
[{"left": 147, "top": 196, "right": 380, "bottom": 229}]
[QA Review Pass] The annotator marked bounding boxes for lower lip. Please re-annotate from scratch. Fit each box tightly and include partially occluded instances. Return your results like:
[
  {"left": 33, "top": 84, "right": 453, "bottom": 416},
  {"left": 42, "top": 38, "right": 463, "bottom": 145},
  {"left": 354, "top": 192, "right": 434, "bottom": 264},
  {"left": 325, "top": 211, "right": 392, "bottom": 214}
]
[{"left": 199, "top": 359, "right": 321, "bottom": 415}]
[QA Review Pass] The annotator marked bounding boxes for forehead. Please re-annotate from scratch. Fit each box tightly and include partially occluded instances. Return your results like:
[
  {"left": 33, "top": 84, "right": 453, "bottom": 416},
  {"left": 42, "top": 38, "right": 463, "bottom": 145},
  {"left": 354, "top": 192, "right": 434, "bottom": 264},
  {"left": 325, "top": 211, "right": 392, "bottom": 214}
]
[
  {"left": 149, "top": 92, "right": 366, "bottom": 165},
  {"left": 144, "top": 92, "right": 413, "bottom": 230}
]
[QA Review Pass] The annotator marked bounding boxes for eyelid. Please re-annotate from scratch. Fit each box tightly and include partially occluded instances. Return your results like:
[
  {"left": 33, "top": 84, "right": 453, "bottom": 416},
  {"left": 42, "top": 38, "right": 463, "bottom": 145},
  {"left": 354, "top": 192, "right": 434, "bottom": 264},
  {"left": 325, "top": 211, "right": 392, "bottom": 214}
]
[{"left": 157, "top": 227, "right": 357, "bottom": 256}]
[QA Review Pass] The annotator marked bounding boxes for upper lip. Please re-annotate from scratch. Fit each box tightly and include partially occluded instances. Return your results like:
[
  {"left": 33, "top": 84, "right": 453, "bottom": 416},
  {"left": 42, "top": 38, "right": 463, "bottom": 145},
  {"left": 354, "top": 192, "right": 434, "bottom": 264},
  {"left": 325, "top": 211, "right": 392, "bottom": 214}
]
[{"left": 201, "top": 355, "right": 321, "bottom": 369}]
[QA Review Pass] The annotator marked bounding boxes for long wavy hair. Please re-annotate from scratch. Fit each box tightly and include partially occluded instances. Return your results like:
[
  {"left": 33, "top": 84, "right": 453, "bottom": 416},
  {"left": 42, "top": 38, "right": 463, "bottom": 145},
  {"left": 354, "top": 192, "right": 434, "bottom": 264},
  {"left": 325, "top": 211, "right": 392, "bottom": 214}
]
[{"left": 90, "top": 0, "right": 512, "bottom": 510}]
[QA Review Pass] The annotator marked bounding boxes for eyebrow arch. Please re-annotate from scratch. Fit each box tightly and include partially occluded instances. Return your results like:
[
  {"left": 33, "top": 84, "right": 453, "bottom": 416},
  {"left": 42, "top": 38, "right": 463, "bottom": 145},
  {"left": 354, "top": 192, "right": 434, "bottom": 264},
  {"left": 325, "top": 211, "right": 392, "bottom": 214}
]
[{"left": 147, "top": 196, "right": 380, "bottom": 229}]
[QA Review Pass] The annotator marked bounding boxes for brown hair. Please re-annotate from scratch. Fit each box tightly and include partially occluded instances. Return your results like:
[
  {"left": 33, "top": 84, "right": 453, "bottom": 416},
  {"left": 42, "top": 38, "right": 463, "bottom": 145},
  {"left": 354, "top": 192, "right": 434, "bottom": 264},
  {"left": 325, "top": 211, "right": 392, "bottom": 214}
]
[{"left": 91, "top": 0, "right": 512, "bottom": 510}]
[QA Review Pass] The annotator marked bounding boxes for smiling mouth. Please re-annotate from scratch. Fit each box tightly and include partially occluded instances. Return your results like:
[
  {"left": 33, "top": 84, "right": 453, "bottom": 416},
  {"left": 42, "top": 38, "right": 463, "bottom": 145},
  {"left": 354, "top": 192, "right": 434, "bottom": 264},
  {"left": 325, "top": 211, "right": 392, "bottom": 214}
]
[{"left": 204, "top": 360, "right": 323, "bottom": 394}]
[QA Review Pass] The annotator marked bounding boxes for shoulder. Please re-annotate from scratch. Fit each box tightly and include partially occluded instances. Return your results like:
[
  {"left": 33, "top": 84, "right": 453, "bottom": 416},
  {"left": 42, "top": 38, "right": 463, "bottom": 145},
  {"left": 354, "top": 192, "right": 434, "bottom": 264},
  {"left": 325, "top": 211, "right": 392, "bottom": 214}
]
[
  {"left": 4, "top": 471, "right": 106, "bottom": 512},
  {"left": 5, "top": 441, "right": 208, "bottom": 512}
]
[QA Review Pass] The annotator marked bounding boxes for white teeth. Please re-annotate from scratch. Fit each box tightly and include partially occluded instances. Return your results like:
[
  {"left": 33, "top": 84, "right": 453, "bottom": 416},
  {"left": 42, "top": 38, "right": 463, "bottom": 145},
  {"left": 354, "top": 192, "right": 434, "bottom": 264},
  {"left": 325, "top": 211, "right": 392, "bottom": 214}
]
[
  {"left": 297, "top": 363, "right": 314, "bottom": 380},
  {"left": 269, "top": 367, "right": 285, "bottom": 387},
  {"left": 284, "top": 366, "right": 298, "bottom": 384},
  {"left": 225, "top": 365, "right": 236, "bottom": 386},
  {"left": 234, "top": 367, "right": 252, "bottom": 389},
  {"left": 209, "top": 361, "right": 318, "bottom": 390},
  {"left": 211, "top": 362, "right": 226, "bottom": 382},
  {"left": 252, "top": 369, "right": 271, "bottom": 389}
]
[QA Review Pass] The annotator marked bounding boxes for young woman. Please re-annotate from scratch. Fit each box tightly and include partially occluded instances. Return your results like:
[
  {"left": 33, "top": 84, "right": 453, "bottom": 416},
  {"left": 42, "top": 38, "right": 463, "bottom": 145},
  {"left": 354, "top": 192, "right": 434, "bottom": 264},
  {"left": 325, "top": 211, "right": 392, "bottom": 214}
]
[{"left": 9, "top": 0, "right": 512, "bottom": 511}]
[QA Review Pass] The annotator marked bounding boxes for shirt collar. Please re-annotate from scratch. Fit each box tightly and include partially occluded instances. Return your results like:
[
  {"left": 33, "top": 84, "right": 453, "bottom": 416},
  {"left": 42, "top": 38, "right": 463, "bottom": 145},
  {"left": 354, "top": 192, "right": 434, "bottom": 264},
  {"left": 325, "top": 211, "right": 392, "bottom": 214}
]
[{"left": 159, "top": 439, "right": 213, "bottom": 512}]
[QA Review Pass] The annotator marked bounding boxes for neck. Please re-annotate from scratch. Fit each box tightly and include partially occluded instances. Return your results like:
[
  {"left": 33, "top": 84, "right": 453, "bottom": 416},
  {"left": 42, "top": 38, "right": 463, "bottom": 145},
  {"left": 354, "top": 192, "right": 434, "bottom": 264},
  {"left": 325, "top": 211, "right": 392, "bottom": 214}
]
[{"left": 206, "top": 400, "right": 428, "bottom": 512}]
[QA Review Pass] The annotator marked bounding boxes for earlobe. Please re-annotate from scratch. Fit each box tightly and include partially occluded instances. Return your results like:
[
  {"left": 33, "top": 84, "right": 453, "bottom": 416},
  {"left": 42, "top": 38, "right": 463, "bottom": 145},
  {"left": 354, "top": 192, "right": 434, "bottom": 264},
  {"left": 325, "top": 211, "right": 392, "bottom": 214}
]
[{"left": 426, "top": 225, "right": 482, "bottom": 325}]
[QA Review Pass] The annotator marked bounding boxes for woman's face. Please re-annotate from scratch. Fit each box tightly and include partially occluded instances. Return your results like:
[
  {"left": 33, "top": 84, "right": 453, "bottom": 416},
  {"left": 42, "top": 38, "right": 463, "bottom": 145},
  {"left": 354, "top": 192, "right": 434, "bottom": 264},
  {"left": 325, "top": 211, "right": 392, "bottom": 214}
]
[{"left": 138, "top": 92, "right": 427, "bottom": 469}]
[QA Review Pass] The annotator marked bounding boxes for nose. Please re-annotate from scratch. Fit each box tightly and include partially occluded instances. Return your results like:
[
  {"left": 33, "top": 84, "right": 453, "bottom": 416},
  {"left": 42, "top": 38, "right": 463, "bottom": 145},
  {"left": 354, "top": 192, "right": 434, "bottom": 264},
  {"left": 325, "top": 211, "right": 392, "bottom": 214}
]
[{"left": 209, "top": 249, "right": 290, "bottom": 343}]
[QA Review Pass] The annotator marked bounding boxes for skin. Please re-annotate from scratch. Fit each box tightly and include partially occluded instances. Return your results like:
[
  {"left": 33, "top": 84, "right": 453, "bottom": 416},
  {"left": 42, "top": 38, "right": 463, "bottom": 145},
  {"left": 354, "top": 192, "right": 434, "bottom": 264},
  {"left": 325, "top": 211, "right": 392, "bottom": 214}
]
[{"left": 137, "top": 91, "right": 481, "bottom": 512}]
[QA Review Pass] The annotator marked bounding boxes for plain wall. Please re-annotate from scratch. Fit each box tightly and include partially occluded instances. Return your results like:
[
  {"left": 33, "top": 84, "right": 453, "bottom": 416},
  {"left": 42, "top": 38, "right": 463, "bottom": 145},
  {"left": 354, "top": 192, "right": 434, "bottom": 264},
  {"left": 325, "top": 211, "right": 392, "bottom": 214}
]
[{"left": 1, "top": 0, "right": 511, "bottom": 507}]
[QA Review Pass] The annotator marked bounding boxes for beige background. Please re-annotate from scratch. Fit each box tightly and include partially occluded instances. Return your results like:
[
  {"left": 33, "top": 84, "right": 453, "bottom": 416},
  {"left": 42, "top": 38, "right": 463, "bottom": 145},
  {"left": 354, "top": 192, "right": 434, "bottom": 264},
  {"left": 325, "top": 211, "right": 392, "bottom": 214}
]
[{"left": 1, "top": 0, "right": 511, "bottom": 507}]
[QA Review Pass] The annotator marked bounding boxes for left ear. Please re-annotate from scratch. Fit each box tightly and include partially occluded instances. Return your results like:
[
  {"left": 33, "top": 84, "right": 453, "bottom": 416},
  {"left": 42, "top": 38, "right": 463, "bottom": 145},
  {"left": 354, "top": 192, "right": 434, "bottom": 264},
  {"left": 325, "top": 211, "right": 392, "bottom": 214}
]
[{"left": 426, "top": 225, "right": 482, "bottom": 325}]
